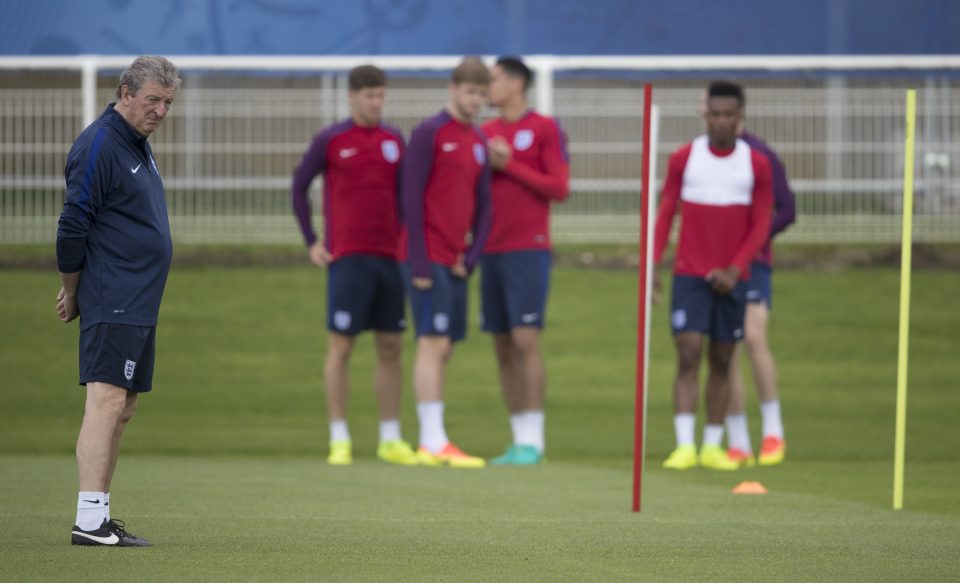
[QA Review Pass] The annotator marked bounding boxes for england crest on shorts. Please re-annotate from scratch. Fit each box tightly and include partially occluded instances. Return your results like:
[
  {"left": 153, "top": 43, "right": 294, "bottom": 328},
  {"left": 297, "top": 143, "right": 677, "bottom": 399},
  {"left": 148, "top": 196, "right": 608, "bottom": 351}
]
[
  {"left": 513, "top": 129, "right": 534, "bottom": 151},
  {"left": 381, "top": 140, "right": 400, "bottom": 163},
  {"left": 671, "top": 309, "right": 687, "bottom": 331},
  {"left": 334, "top": 310, "right": 352, "bottom": 331},
  {"left": 124, "top": 359, "right": 137, "bottom": 381},
  {"left": 433, "top": 313, "right": 449, "bottom": 332},
  {"left": 473, "top": 143, "right": 486, "bottom": 165}
]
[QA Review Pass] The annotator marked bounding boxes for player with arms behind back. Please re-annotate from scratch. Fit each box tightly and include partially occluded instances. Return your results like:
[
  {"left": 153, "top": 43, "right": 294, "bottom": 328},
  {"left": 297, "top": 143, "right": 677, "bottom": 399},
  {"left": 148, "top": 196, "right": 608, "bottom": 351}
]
[
  {"left": 482, "top": 56, "right": 570, "bottom": 465},
  {"left": 401, "top": 57, "right": 493, "bottom": 468},
  {"left": 654, "top": 80, "right": 773, "bottom": 471},
  {"left": 292, "top": 65, "right": 417, "bottom": 466}
]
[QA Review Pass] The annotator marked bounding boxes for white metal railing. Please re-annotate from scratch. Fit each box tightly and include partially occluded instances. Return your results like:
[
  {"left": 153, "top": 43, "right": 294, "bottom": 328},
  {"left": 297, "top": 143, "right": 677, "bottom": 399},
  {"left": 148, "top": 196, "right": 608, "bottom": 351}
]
[{"left": 2, "top": 55, "right": 959, "bottom": 245}]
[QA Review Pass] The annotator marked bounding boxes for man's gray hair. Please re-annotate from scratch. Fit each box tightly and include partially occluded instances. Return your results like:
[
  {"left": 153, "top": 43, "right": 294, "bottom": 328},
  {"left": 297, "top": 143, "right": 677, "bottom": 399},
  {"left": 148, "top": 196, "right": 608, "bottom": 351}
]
[{"left": 116, "top": 55, "right": 181, "bottom": 99}]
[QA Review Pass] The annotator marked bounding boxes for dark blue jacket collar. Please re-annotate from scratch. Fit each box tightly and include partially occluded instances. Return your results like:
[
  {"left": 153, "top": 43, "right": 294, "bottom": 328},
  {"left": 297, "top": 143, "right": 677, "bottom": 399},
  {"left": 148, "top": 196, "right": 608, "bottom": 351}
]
[{"left": 101, "top": 103, "right": 149, "bottom": 150}]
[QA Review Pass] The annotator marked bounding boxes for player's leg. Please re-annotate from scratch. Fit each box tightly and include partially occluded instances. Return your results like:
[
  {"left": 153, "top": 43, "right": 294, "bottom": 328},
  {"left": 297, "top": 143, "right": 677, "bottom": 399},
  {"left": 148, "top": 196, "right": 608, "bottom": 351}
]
[
  {"left": 73, "top": 324, "right": 151, "bottom": 546},
  {"left": 324, "top": 332, "right": 355, "bottom": 465},
  {"left": 407, "top": 264, "right": 483, "bottom": 468},
  {"left": 324, "top": 256, "right": 374, "bottom": 465},
  {"left": 725, "top": 344, "right": 755, "bottom": 466},
  {"left": 663, "top": 275, "right": 711, "bottom": 470},
  {"left": 743, "top": 299, "right": 786, "bottom": 465},
  {"left": 369, "top": 259, "right": 418, "bottom": 465},
  {"left": 698, "top": 284, "right": 748, "bottom": 471}
]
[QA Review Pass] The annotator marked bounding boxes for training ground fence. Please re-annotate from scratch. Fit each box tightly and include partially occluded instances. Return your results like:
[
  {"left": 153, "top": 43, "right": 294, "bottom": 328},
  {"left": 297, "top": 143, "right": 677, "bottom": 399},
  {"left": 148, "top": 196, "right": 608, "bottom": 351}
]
[{"left": 1, "top": 55, "right": 959, "bottom": 245}]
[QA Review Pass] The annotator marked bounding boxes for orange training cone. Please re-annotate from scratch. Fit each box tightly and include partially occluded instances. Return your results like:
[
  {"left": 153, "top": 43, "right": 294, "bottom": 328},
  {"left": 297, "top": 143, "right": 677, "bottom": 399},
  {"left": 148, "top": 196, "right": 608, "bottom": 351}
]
[{"left": 732, "top": 481, "right": 768, "bottom": 495}]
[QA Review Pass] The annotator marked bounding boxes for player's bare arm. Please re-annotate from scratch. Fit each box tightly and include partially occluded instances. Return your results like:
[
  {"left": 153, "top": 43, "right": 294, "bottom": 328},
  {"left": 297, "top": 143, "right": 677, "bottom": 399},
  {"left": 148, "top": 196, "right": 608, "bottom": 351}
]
[{"left": 487, "top": 136, "right": 512, "bottom": 170}]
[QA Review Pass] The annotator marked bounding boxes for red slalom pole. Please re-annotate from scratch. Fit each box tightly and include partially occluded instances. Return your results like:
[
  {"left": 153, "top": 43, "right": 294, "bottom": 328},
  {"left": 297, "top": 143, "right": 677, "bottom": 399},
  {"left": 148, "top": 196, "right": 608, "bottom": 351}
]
[{"left": 632, "top": 83, "right": 653, "bottom": 513}]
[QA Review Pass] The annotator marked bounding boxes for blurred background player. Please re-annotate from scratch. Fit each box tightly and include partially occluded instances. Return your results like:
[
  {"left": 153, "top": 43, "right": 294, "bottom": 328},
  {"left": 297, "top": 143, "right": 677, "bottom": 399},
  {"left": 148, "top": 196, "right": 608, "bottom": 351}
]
[
  {"left": 481, "top": 56, "right": 570, "bottom": 465},
  {"left": 724, "top": 112, "right": 797, "bottom": 468},
  {"left": 291, "top": 65, "right": 417, "bottom": 466},
  {"left": 654, "top": 80, "right": 773, "bottom": 471},
  {"left": 401, "top": 57, "right": 493, "bottom": 468}
]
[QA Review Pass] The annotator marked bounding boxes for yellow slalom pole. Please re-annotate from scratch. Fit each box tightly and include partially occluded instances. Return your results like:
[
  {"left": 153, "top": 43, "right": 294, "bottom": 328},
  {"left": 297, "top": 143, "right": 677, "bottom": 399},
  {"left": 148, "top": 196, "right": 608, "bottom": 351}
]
[{"left": 893, "top": 89, "right": 916, "bottom": 511}]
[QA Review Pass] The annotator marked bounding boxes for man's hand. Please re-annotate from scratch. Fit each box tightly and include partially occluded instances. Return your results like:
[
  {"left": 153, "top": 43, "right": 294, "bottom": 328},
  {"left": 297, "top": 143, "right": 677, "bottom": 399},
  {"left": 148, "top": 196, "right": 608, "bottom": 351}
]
[
  {"left": 412, "top": 277, "right": 433, "bottom": 290},
  {"left": 705, "top": 265, "right": 741, "bottom": 295},
  {"left": 487, "top": 136, "right": 512, "bottom": 170},
  {"left": 56, "top": 287, "right": 79, "bottom": 323},
  {"left": 451, "top": 254, "right": 467, "bottom": 278},
  {"left": 308, "top": 242, "right": 333, "bottom": 268}
]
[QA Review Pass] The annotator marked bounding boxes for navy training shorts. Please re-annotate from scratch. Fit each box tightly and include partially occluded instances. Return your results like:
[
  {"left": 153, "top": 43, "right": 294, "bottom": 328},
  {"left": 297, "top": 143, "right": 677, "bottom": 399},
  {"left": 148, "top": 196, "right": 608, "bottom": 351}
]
[
  {"left": 327, "top": 254, "right": 407, "bottom": 336},
  {"left": 670, "top": 274, "right": 747, "bottom": 342},
  {"left": 480, "top": 250, "right": 551, "bottom": 333},
  {"left": 744, "top": 261, "right": 773, "bottom": 309},
  {"left": 402, "top": 262, "right": 468, "bottom": 342},
  {"left": 79, "top": 323, "right": 156, "bottom": 392}
]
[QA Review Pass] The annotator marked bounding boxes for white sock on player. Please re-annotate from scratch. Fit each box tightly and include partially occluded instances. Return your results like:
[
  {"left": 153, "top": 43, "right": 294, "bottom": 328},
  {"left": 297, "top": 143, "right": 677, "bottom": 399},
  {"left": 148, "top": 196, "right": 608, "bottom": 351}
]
[
  {"left": 417, "top": 401, "right": 449, "bottom": 453},
  {"left": 329, "top": 420, "right": 350, "bottom": 443},
  {"left": 725, "top": 413, "right": 753, "bottom": 452},
  {"left": 379, "top": 419, "right": 401, "bottom": 443},
  {"left": 674, "top": 413, "right": 696, "bottom": 447},
  {"left": 703, "top": 424, "right": 725, "bottom": 447},
  {"left": 104, "top": 492, "right": 110, "bottom": 521},
  {"left": 525, "top": 410, "right": 545, "bottom": 453},
  {"left": 76, "top": 492, "right": 108, "bottom": 531},
  {"left": 509, "top": 413, "right": 524, "bottom": 445},
  {"left": 760, "top": 400, "right": 785, "bottom": 439}
]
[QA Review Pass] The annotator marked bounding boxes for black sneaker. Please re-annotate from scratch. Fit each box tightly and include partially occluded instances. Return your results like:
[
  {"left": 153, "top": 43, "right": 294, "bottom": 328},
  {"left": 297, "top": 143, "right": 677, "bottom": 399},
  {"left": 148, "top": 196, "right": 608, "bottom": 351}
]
[{"left": 71, "top": 519, "right": 152, "bottom": 547}]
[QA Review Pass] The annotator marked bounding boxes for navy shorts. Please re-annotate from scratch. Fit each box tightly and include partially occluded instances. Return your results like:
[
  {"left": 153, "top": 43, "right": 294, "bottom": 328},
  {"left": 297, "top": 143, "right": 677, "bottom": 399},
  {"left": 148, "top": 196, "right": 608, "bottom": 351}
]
[
  {"left": 328, "top": 254, "right": 407, "bottom": 336},
  {"left": 744, "top": 261, "right": 773, "bottom": 309},
  {"left": 79, "top": 323, "right": 156, "bottom": 392},
  {"left": 480, "top": 250, "right": 551, "bottom": 333},
  {"left": 402, "top": 262, "right": 467, "bottom": 342},
  {"left": 670, "top": 275, "right": 747, "bottom": 342}
]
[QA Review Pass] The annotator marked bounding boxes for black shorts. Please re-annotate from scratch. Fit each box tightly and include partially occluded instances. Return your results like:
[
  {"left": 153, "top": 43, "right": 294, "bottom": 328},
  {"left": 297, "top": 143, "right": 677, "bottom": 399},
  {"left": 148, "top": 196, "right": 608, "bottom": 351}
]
[
  {"left": 327, "top": 254, "right": 407, "bottom": 336},
  {"left": 79, "top": 323, "right": 157, "bottom": 392}
]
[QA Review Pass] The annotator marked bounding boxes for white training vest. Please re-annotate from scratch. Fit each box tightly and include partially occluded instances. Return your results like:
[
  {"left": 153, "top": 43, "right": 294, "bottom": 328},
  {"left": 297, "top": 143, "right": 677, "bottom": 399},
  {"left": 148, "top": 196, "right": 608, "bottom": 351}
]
[{"left": 680, "top": 135, "right": 755, "bottom": 207}]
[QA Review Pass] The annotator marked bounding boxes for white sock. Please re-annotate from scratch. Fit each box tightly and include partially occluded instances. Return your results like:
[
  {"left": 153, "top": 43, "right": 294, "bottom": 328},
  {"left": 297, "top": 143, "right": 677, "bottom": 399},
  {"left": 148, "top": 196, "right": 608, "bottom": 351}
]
[
  {"left": 525, "top": 410, "right": 545, "bottom": 453},
  {"left": 509, "top": 413, "right": 524, "bottom": 445},
  {"left": 76, "top": 492, "right": 108, "bottom": 531},
  {"left": 703, "top": 424, "right": 725, "bottom": 447},
  {"left": 725, "top": 413, "right": 753, "bottom": 452},
  {"left": 104, "top": 492, "right": 110, "bottom": 521},
  {"left": 674, "top": 413, "right": 696, "bottom": 447},
  {"left": 760, "top": 400, "right": 785, "bottom": 439},
  {"left": 379, "top": 419, "right": 402, "bottom": 442},
  {"left": 417, "top": 401, "right": 449, "bottom": 453},
  {"left": 329, "top": 420, "right": 350, "bottom": 443}
]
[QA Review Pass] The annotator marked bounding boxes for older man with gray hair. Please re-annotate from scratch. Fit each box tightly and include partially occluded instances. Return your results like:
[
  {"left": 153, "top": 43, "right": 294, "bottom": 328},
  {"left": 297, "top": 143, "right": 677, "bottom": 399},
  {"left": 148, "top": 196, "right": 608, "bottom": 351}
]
[{"left": 57, "top": 55, "right": 180, "bottom": 547}]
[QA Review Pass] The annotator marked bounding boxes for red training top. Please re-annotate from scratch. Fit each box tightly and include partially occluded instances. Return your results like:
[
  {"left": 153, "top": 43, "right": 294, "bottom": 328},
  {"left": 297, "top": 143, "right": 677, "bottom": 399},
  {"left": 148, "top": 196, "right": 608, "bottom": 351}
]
[
  {"left": 401, "top": 109, "right": 492, "bottom": 277},
  {"left": 653, "top": 135, "right": 773, "bottom": 280},
  {"left": 291, "top": 119, "right": 404, "bottom": 260},
  {"left": 481, "top": 110, "right": 570, "bottom": 253}
]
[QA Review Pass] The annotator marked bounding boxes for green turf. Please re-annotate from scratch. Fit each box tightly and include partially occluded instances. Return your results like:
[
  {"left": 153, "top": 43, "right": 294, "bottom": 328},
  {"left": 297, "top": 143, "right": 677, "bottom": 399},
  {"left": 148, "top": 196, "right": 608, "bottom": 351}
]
[{"left": 1, "top": 264, "right": 959, "bottom": 580}]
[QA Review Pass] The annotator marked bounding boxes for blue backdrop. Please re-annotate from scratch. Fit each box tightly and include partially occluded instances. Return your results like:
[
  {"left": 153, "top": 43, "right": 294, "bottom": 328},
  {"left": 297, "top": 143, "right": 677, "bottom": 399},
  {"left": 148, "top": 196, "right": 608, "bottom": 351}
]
[{"left": 1, "top": 0, "right": 957, "bottom": 56}]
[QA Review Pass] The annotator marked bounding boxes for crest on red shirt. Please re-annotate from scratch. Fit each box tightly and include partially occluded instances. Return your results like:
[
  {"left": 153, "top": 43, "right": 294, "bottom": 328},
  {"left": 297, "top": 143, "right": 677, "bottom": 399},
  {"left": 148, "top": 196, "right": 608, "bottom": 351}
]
[
  {"left": 473, "top": 143, "right": 486, "bottom": 165},
  {"left": 381, "top": 140, "right": 400, "bottom": 163},
  {"left": 513, "top": 129, "right": 534, "bottom": 151}
]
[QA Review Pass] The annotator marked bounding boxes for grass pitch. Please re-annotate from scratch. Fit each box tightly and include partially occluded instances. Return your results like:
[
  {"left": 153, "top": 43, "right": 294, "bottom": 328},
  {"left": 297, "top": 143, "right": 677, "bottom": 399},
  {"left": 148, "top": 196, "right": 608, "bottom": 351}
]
[{"left": 1, "top": 258, "right": 959, "bottom": 581}]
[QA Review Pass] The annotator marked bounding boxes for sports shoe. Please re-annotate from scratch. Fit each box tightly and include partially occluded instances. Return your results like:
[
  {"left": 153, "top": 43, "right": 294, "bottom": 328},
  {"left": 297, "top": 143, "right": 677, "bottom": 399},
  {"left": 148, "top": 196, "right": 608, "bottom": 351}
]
[
  {"left": 489, "top": 444, "right": 543, "bottom": 466},
  {"left": 699, "top": 445, "right": 740, "bottom": 471},
  {"left": 71, "top": 519, "right": 151, "bottom": 547},
  {"left": 416, "top": 443, "right": 486, "bottom": 468},
  {"left": 662, "top": 445, "right": 698, "bottom": 470},
  {"left": 377, "top": 439, "right": 419, "bottom": 466},
  {"left": 327, "top": 439, "right": 352, "bottom": 466},
  {"left": 727, "top": 447, "right": 756, "bottom": 468},
  {"left": 758, "top": 436, "right": 786, "bottom": 466}
]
